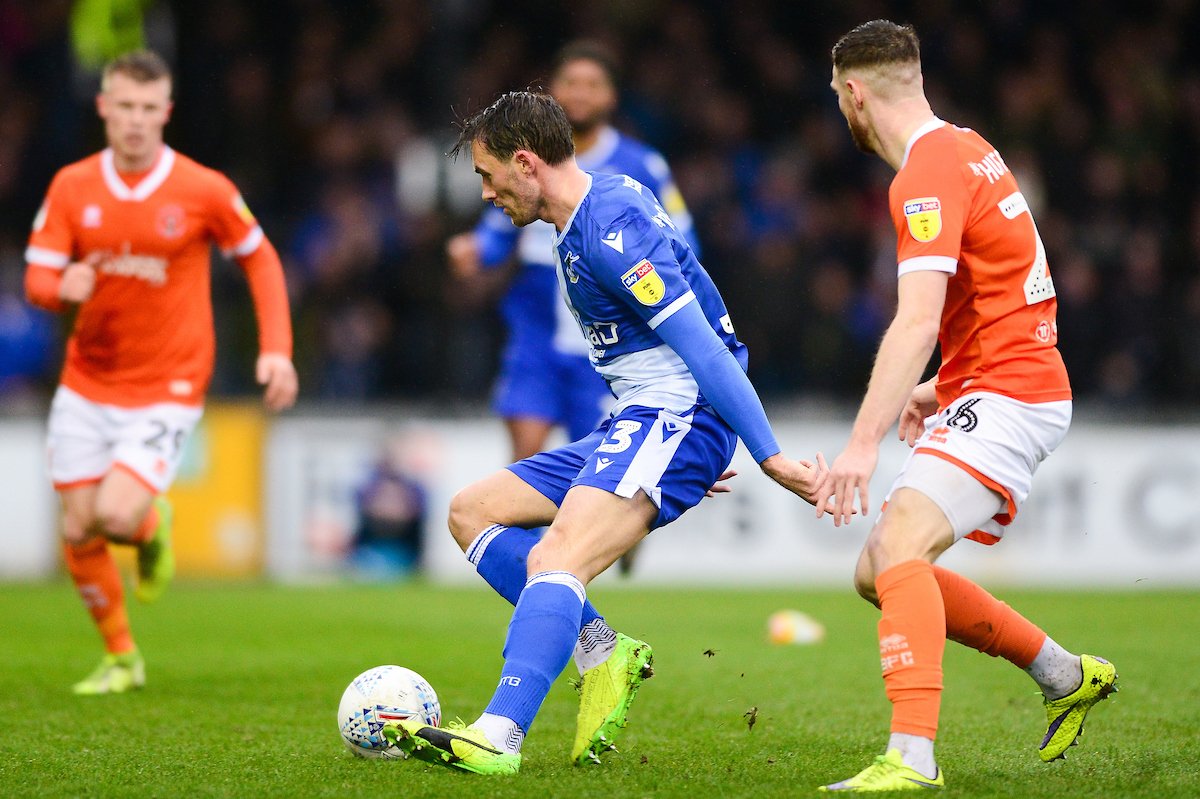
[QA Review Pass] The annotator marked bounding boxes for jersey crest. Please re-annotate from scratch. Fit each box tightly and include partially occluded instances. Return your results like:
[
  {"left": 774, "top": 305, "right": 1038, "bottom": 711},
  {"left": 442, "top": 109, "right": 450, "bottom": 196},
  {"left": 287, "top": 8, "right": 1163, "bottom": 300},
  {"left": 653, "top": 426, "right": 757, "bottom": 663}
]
[
  {"left": 622, "top": 259, "right": 666, "bottom": 306},
  {"left": 903, "top": 197, "right": 942, "bottom": 242}
]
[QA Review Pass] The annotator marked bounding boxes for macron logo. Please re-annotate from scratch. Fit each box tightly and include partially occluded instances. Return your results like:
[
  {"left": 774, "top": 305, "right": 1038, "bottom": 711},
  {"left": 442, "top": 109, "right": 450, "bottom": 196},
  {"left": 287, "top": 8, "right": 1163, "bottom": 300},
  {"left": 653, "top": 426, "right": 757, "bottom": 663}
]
[
  {"left": 602, "top": 230, "right": 624, "bottom": 254},
  {"left": 596, "top": 457, "right": 615, "bottom": 473}
]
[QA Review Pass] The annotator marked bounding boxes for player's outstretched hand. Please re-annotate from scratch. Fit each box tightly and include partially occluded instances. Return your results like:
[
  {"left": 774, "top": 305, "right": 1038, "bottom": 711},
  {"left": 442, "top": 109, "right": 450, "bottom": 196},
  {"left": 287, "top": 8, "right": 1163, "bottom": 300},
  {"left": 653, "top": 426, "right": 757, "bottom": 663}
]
[
  {"left": 813, "top": 441, "right": 877, "bottom": 528},
  {"left": 898, "top": 378, "right": 938, "bottom": 447},
  {"left": 705, "top": 469, "right": 738, "bottom": 498},
  {"left": 760, "top": 452, "right": 836, "bottom": 510},
  {"left": 257, "top": 353, "right": 298, "bottom": 412},
  {"left": 58, "top": 252, "right": 103, "bottom": 303}
]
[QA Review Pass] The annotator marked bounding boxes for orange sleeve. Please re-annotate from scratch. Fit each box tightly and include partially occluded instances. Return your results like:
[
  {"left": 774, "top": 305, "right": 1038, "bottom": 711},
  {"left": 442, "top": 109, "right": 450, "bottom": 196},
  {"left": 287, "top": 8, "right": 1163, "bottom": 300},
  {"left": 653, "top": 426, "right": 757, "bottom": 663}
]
[
  {"left": 25, "top": 171, "right": 75, "bottom": 313},
  {"left": 890, "top": 136, "right": 968, "bottom": 267},
  {"left": 25, "top": 265, "right": 66, "bottom": 313},
  {"left": 239, "top": 237, "right": 293, "bottom": 357}
]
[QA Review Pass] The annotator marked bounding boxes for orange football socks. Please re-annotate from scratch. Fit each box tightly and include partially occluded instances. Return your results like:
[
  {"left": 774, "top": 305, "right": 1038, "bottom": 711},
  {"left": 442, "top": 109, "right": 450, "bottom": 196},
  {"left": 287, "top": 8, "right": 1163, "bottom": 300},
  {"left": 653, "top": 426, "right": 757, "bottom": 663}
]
[
  {"left": 876, "top": 559, "right": 945, "bottom": 739},
  {"left": 932, "top": 565, "right": 1045, "bottom": 668},
  {"left": 63, "top": 538, "right": 134, "bottom": 654}
]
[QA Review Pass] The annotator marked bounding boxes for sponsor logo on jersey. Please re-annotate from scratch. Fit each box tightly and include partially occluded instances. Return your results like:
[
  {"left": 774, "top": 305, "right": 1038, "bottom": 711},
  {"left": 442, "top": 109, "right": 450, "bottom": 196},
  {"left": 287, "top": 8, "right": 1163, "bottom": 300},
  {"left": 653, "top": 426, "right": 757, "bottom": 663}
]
[
  {"left": 596, "top": 457, "right": 615, "bottom": 473},
  {"left": 903, "top": 197, "right": 941, "bottom": 242},
  {"left": 622, "top": 175, "right": 643, "bottom": 193},
  {"left": 101, "top": 249, "right": 169, "bottom": 286},
  {"left": 156, "top": 204, "right": 186, "bottom": 239},
  {"left": 82, "top": 204, "right": 102, "bottom": 228},
  {"left": 621, "top": 259, "right": 666, "bottom": 306}
]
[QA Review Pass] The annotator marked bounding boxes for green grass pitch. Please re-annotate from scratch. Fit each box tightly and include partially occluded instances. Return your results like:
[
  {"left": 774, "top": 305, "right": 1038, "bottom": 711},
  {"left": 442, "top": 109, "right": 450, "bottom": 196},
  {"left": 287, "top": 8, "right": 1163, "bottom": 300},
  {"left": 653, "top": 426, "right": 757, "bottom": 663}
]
[{"left": 0, "top": 581, "right": 1197, "bottom": 798}]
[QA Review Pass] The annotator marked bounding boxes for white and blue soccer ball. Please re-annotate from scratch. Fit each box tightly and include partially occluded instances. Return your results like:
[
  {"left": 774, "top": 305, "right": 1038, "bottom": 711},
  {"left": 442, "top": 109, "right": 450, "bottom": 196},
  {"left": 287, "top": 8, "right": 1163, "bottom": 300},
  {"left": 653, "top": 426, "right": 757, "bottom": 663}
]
[{"left": 337, "top": 665, "right": 441, "bottom": 759}]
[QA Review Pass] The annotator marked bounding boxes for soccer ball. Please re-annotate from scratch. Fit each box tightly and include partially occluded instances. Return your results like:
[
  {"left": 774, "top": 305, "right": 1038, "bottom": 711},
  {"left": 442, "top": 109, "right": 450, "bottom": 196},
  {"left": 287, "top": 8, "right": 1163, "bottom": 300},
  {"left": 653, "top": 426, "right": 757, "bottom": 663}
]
[{"left": 337, "top": 665, "right": 441, "bottom": 759}]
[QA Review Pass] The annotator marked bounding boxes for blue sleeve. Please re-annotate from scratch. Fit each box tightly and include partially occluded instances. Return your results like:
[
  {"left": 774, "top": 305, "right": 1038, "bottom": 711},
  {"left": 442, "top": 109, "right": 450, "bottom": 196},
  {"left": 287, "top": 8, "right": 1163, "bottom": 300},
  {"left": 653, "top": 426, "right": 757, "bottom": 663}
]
[
  {"left": 473, "top": 205, "right": 519, "bottom": 268},
  {"left": 654, "top": 299, "right": 780, "bottom": 462}
]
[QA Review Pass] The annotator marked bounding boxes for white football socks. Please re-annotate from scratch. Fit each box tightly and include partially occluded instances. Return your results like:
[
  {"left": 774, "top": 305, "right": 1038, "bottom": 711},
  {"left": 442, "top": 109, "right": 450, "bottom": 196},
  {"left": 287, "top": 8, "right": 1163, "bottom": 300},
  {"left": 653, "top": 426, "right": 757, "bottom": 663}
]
[
  {"left": 888, "top": 733, "right": 938, "bottom": 779},
  {"left": 1024, "top": 636, "right": 1083, "bottom": 700},
  {"left": 474, "top": 712, "right": 524, "bottom": 755},
  {"left": 574, "top": 617, "right": 618, "bottom": 673}
]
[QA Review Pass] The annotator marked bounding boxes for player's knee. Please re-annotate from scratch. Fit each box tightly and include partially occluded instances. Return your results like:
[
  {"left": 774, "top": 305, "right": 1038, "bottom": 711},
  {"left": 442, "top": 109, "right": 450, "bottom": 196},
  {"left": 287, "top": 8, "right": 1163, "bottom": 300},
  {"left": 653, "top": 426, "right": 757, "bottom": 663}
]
[
  {"left": 60, "top": 513, "right": 92, "bottom": 546},
  {"left": 446, "top": 486, "right": 484, "bottom": 552},
  {"left": 853, "top": 550, "right": 880, "bottom": 606},
  {"left": 92, "top": 504, "right": 141, "bottom": 541},
  {"left": 527, "top": 524, "right": 572, "bottom": 576}
]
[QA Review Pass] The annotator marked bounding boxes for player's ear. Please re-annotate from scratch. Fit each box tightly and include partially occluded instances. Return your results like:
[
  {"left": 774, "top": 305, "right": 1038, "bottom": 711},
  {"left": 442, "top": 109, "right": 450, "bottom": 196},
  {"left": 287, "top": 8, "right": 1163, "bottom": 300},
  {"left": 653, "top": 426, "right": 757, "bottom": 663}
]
[{"left": 513, "top": 149, "right": 535, "bottom": 175}]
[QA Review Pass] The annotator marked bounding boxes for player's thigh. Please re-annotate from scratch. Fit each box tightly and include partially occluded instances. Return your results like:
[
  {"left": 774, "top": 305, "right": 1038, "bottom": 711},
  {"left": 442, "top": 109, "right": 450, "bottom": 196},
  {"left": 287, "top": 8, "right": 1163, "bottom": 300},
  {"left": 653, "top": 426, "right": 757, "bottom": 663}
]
[
  {"left": 448, "top": 468, "right": 560, "bottom": 550},
  {"left": 109, "top": 401, "right": 203, "bottom": 495},
  {"left": 862, "top": 486, "right": 958, "bottom": 581},
  {"left": 45, "top": 387, "right": 112, "bottom": 490},
  {"left": 893, "top": 392, "right": 1070, "bottom": 544},
  {"left": 571, "top": 405, "right": 737, "bottom": 531},
  {"left": 530, "top": 485, "right": 657, "bottom": 583},
  {"left": 58, "top": 483, "right": 100, "bottom": 544},
  {"left": 91, "top": 467, "right": 159, "bottom": 540}
]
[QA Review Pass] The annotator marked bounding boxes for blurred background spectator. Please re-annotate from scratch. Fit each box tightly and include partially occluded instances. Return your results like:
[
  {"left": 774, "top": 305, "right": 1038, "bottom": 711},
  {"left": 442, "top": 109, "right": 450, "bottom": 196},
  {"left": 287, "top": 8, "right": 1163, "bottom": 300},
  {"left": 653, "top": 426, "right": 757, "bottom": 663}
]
[{"left": 3, "top": 0, "right": 1199, "bottom": 409}]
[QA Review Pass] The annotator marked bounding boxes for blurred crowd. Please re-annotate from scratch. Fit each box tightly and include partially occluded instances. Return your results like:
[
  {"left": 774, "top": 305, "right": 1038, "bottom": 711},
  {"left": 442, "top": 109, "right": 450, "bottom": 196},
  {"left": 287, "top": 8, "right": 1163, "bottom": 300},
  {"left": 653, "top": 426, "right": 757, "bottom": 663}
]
[{"left": 1, "top": 0, "right": 1199, "bottom": 409}]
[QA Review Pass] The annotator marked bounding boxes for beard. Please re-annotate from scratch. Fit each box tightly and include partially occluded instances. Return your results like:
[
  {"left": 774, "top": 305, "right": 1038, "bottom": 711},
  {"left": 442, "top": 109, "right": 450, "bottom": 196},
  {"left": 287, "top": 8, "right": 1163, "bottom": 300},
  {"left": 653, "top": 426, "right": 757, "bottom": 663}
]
[{"left": 847, "top": 113, "right": 875, "bottom": 155}]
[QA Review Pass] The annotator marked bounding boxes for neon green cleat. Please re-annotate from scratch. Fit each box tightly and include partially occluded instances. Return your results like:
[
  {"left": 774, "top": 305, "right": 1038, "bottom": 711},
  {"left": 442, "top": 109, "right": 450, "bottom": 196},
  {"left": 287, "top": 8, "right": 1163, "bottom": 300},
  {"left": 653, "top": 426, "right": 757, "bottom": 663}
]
[
  {"left": 382, "top": 719, "right": 520, "bottom": 775},
  {"left": 72, "top": 650, "right": 145, "bottom": 696},
  {"left": 571, "top": 633, "right": 654, "bottom": 766},
  {"left": 1039, "top": 654, "right": 1118, "bottom": 762},
  {"left": 819, "top": 749, "right": 943, "bottom": 792},
  {"left": 135, "top": 496, "right": 174, "bottom": 604}
]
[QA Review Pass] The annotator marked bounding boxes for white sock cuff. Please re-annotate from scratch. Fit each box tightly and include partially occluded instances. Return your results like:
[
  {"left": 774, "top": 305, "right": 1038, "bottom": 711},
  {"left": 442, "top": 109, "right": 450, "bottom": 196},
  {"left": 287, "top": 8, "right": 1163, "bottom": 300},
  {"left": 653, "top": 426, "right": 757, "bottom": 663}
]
[
  {"left": 526, "top": 570, "right": 586, "bottom": 605},
  {"left": 465, "top": 524, "right": 507, "bottom": 566}
]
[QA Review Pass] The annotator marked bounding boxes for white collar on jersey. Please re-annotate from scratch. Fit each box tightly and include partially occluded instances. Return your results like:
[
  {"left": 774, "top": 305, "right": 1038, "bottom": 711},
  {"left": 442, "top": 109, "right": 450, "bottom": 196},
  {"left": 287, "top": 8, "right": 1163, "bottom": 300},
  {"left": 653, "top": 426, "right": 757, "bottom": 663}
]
[
  {"left": 555, "top": 172, "right": 594, "bottom": 246},
  {"left": 899, "top": 117, "right": 945, "bottom": 170},
  {"left": 577, "top": 126, "right": 620, "bottom": 171},
  {"left": 101, "top": 145, "right": 177, "bottom": 202}
]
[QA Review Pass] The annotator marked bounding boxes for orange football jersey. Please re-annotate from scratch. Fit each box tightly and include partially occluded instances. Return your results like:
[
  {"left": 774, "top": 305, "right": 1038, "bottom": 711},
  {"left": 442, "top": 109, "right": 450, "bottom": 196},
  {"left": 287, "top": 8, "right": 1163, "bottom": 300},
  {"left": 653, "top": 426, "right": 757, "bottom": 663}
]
[
  {"left": 890, "top": 119, "right": 1071, "bottom": 408},
  {"left": 25, "top": 146, "right": 290, "bottom": 407}
]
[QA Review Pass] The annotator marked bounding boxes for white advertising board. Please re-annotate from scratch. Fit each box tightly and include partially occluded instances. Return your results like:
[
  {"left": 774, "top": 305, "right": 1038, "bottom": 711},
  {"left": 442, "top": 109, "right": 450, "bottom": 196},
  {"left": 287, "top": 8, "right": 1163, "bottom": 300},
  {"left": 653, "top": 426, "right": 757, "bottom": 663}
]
[{"left": 264, "top": 415, "right": 1200, "bottom": 588}]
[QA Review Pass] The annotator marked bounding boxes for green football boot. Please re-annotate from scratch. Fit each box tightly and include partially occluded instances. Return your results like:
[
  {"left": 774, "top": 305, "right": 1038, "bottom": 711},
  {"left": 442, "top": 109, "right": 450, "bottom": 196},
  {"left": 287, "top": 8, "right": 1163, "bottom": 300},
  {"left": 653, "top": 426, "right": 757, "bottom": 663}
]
[
  {"left": 72, "top": 650, "right": 145, "bottom": 695},
  {"left": 819, "top": 749, "right": 944, "bottom": 792},
  {"left": 382, "top": 719, "right": 520, "bottom": 775},
  {"left": 135, "top": 495, "right": 174, "bottom": 604},
  {"left": 1039, "top": 654, "right": 1118, "bottom": 762},
  {"left": 571, "top": 633, "right": 654, "bottom": 766}
]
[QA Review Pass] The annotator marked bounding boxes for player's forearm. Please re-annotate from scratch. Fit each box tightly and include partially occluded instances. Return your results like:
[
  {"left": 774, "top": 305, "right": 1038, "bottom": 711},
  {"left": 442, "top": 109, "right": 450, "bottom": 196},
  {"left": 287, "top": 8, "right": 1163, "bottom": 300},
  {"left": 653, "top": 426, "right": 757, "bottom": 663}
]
[
  {"left": 655, "top": 303, "right": 780, "bottom": 462},
  {"left": 850, "top": 314, "right": 939, "bottom": 446},
  {"left": 24, "top": 265, "right": 66, "bottom": 313},
  {"left": 239, "top": 239, "right": 293, "bottom": 357}
]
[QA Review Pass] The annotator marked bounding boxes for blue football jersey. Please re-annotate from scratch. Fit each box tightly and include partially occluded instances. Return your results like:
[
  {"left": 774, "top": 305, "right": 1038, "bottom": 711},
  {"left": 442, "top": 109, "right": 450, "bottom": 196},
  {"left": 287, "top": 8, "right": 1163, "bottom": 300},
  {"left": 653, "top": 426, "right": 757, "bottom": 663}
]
[
  {"left": 555, "top": 172, "right": 747, "bottom": 415},
  {"left": 473, "top": 126, "right": 697, "bottom": 356}
]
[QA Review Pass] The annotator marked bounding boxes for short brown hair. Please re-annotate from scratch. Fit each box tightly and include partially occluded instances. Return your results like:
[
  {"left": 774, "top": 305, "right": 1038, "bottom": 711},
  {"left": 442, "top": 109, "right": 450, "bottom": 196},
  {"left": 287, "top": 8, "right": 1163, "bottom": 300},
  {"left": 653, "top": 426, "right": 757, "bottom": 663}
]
[
  {"left": 450, "top": 91, "right": 574, "bottom": 165},
  {"left": 552, "top": 39, "right": 620, "bottom": 87},
  {"left": 831, "top": 20, "right": 920, "bottom": 72},
  {"left": 102, "top": 50, "right": 172, "bottom": 91}
]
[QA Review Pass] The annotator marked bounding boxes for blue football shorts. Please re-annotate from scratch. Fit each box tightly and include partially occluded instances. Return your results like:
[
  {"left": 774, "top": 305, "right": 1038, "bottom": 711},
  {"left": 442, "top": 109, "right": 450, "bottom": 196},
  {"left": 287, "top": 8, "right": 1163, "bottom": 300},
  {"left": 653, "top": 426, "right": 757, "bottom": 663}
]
[
  {"left": 507, "top": 403, "right": 737, "bottom": 530},
  {"left": 492, "top": 347, "right": 613, "bottom": 442}
]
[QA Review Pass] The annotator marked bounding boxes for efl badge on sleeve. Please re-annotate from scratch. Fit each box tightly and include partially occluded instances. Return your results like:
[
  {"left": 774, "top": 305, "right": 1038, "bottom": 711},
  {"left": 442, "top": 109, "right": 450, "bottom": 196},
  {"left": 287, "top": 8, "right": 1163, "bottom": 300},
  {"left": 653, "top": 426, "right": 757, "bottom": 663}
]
[
  {"left": 622, "top": 260, "right": 666, "bottom": 306},
  {"left": 903, "top": 197, "right": 942, "bottom": 242}
]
